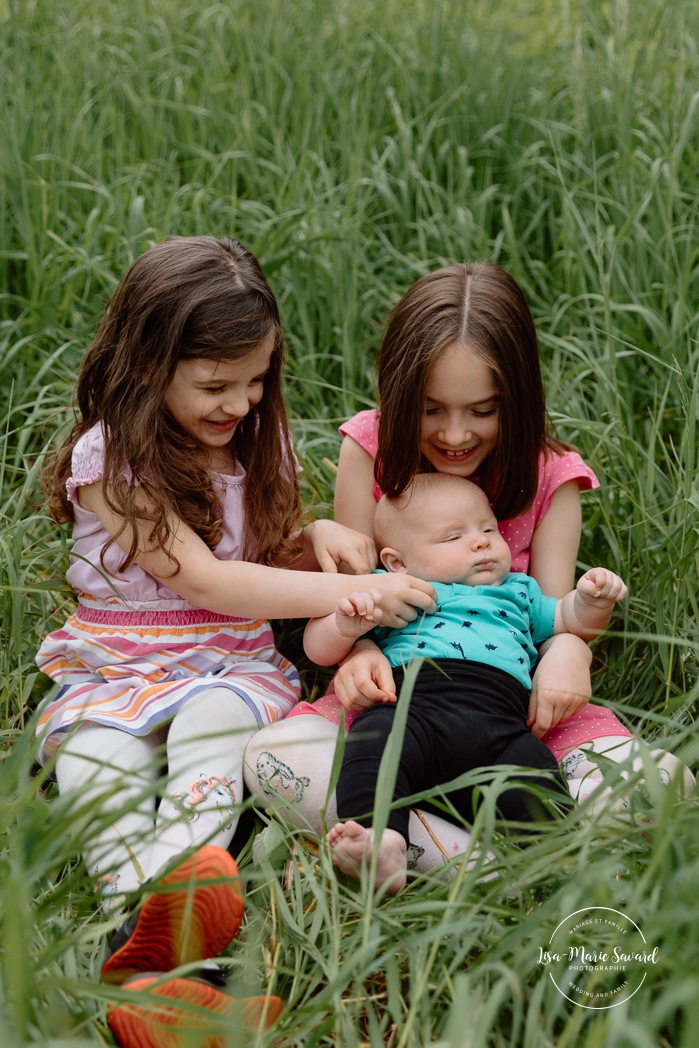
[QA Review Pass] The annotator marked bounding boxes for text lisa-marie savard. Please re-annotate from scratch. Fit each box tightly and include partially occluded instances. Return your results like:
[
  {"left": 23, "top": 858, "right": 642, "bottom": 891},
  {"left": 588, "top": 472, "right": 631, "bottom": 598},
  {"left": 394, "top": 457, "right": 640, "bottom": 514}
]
[{"left": 538, "top": 946, "right": 659, "bottom": 967}]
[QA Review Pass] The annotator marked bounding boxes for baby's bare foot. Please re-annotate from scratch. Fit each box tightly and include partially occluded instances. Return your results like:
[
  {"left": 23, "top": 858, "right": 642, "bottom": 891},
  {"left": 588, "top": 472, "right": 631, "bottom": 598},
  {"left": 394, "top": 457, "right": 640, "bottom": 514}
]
[{"left": 326, "top": 821, "right": 407, "bottom": 894}]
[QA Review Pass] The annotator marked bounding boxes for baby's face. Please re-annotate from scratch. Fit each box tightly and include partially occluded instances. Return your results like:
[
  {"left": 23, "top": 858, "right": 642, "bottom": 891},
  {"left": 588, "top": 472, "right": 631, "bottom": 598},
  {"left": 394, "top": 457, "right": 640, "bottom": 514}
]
[{"left": 390, "top": 486, "right": 511, "bottom": 587}]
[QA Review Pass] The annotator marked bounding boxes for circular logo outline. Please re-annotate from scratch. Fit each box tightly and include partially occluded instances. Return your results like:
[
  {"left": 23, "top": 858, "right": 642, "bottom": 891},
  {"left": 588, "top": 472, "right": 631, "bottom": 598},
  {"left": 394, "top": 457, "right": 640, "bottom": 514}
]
[{"left": 545, "top": 905, "right": 653, "bottom": 1010}]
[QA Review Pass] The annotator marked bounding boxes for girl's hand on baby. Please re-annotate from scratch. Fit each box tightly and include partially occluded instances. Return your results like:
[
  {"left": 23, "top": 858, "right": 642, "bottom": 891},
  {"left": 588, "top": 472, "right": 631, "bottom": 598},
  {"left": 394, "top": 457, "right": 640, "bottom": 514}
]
[
  {"left": 369, "top": 573, "right": 436, "bottom": 628},
  {"left": 304, "top": 519, "right": 377, "bottom": 574},
  {"left": 335, "top": 644, "right": 397, "bottom": 711},
  {"left": 577, "top": 568, "right": 628, "bottom": 607},
  {"left": 528, "top": 635, "right": 592, "bottom": 738},
  {"left": 335, "top": 590, "right": 384, "bottom": 639}
]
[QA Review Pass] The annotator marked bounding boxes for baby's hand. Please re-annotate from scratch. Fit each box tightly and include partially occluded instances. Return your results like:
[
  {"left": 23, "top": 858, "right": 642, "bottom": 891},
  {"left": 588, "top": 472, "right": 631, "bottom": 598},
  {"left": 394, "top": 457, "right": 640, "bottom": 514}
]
[
  {"left": 577, "top": 568, "right": 628, "bottom": 607},
  {"left": 335, "top": 641, "right": 397, "bottom": 710},
  {"left": 335, "top": 590, "right": 384, "bottom": 640}
]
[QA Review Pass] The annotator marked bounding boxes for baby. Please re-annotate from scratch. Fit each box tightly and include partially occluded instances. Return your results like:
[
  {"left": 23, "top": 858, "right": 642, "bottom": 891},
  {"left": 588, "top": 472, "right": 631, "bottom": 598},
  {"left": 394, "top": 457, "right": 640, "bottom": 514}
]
[{"left": 304, "top": 473, "right": 628, "bottom": 892}]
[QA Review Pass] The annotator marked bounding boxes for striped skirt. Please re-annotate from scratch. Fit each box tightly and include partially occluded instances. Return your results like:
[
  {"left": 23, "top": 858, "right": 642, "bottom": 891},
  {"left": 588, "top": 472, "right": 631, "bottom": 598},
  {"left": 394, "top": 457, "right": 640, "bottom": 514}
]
[{"left": 35, "top": 600, "right": 301, "bottom": 764}]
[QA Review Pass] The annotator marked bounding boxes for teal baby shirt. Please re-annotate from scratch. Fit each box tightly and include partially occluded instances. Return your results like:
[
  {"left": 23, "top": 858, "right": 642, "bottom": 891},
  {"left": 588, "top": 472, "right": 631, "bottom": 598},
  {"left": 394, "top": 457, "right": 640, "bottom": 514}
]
[{"left": 372, "top": 574, "right": 557, "bottom": 692}]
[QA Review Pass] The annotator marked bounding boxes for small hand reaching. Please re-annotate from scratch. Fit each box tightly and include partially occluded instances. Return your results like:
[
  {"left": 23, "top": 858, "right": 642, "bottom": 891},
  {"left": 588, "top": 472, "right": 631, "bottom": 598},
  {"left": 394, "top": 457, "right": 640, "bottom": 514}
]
[
  {"left": 577, "top": 568, "right": 628, "bottom": 608},
  {"left": 557, "top": 566, "right": 628, "bottom": 646},
  {"left": 303, "top": 578, "right": 432, "bottom": 685},
  {"left": 335, "top": 590, "right": 384, "bottom": 640}
]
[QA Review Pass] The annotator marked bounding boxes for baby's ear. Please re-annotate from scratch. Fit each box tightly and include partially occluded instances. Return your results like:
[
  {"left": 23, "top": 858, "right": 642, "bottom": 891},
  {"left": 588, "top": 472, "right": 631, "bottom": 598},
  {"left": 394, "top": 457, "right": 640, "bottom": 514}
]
[{"left": 380, "top": 547, "right": 407, "bottom": 573}]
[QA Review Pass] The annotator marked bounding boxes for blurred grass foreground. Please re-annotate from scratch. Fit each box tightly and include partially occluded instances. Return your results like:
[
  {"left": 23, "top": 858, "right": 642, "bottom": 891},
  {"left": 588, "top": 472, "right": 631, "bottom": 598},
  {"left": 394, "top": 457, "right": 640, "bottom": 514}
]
[{"left": 1, "top": 0, "right": 698, "bottom": 1045}]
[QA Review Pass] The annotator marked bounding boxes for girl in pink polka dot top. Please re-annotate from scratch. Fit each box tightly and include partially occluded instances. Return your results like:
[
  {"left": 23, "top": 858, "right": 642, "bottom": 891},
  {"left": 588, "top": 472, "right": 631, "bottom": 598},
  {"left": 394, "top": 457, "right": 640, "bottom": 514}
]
[{"left": 244, "top": 262, "right": 692, "bottom": 874}]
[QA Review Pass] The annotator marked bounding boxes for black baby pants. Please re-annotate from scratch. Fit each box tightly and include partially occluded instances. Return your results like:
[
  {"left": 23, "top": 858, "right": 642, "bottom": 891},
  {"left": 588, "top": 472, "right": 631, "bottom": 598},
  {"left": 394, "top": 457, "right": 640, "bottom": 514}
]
[{"left": 335, "top": 659, "right": 572, "bottom": 844}]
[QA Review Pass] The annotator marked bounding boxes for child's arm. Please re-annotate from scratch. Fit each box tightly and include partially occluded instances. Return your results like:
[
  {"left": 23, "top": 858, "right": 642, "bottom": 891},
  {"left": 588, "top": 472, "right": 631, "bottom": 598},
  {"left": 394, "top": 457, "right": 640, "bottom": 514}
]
[
  {"left": 333, "top": 436, "right": 377, "bottom": 539},
  {"left": 304, "top": 595, "right": 398, "bottom": 710},
  {"left": 303, "top": 590, "right": 383, "bottom": 666},
  {"left": 526, "top": 482, "right": 593, "bottom": 738},
  {"left": 554, "top": 568, "right": 628, "bottom": 640},
  {"left": 78, "top": 481, "right": 435, "bottom": 623}
]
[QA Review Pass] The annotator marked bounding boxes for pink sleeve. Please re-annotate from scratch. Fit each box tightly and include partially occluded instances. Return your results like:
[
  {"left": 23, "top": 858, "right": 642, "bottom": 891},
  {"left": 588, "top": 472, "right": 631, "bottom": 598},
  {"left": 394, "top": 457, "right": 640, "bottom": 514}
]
[
  {"left": 65, "top": 425, "right": 133, "bottom": 505},
  {"left": 534, "top": 450, "right": 599, "bottom": 526},
  {"left": 338, "top": 409, "right": 380, "bottom": 459},
  {"left": 65, "top": 426, "right": 107, "bottom": 505},
  {"left": 497, "top": 451, "right": 599, "bottom": 574},
  {"left": 338, "top": 409, "right": 383, "bottom": 502}
]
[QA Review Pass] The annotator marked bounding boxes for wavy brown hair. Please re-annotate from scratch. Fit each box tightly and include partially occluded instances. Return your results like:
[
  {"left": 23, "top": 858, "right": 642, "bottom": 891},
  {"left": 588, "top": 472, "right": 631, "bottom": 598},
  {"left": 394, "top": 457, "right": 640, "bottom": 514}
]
[
  {"left": 43, "top": 235, "right": 302, "bottom": 572},
  {"left": 376, "top": 262, "right": 569, "bottom": 520}
]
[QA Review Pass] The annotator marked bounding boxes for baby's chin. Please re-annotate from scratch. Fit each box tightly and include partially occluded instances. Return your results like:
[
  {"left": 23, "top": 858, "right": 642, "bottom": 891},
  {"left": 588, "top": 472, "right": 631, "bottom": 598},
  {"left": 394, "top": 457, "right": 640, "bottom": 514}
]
[{"left": 454, "top": 568, "right": 509, "bottom": 587}]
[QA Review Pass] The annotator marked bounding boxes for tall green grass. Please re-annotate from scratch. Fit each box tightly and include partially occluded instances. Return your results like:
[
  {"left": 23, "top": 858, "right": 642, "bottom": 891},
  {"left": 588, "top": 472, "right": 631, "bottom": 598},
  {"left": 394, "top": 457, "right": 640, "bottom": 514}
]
[{"left": 1, "top": 0, "right": 698, "bottom": 1043}]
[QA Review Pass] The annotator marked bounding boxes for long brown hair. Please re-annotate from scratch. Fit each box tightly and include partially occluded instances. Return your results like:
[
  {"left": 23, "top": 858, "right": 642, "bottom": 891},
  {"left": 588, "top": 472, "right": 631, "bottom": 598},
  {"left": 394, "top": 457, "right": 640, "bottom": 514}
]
[
  {"left": 43, "top": 236, "right": 302, "bottom": 571},
  {"left": 376, "top": 262, "right": 568, "bottom": 520}
]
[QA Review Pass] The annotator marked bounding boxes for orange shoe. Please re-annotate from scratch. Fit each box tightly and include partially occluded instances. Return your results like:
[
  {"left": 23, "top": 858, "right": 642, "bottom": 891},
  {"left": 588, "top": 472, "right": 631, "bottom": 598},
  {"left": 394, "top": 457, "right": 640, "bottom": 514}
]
[
  {"left": 107, "top": 974, "right": 284, "bottom": 1048},
  {"left": 102, "top": 847, "right": 244, "bottom": 986}
]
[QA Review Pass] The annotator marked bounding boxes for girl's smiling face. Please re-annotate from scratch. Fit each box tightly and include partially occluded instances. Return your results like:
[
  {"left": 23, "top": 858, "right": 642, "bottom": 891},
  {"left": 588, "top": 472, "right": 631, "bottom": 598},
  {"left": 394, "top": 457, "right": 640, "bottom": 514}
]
[
  {"left": 420, "top": 341, "right": 500, "bottom": 478},
  {"left": 165, "top": 330, "right": 275, "bottom": 469}
]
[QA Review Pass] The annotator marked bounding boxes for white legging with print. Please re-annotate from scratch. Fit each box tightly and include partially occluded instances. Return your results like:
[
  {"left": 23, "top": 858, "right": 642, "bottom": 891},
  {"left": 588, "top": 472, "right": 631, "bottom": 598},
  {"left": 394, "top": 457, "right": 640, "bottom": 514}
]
[
  {"left": 243, "top": 714, "right": 694, "bottom": 875},
  {"left": 55, "top": 688, "right": 258, "bottom": 910}
]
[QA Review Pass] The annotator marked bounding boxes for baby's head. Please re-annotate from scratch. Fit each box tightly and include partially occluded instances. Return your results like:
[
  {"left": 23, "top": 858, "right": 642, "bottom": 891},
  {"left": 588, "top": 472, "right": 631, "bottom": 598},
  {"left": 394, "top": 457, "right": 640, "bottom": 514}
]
[{"left": 374, "top": 474, "right": 511, "bottom": 587}]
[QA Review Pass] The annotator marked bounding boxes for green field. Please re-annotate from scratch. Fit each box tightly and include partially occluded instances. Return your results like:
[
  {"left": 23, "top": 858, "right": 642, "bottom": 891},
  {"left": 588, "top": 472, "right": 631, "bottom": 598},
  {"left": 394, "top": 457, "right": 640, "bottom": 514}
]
[{"left": 1, "top": 0, "right": 698, "bottom": 1044}]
